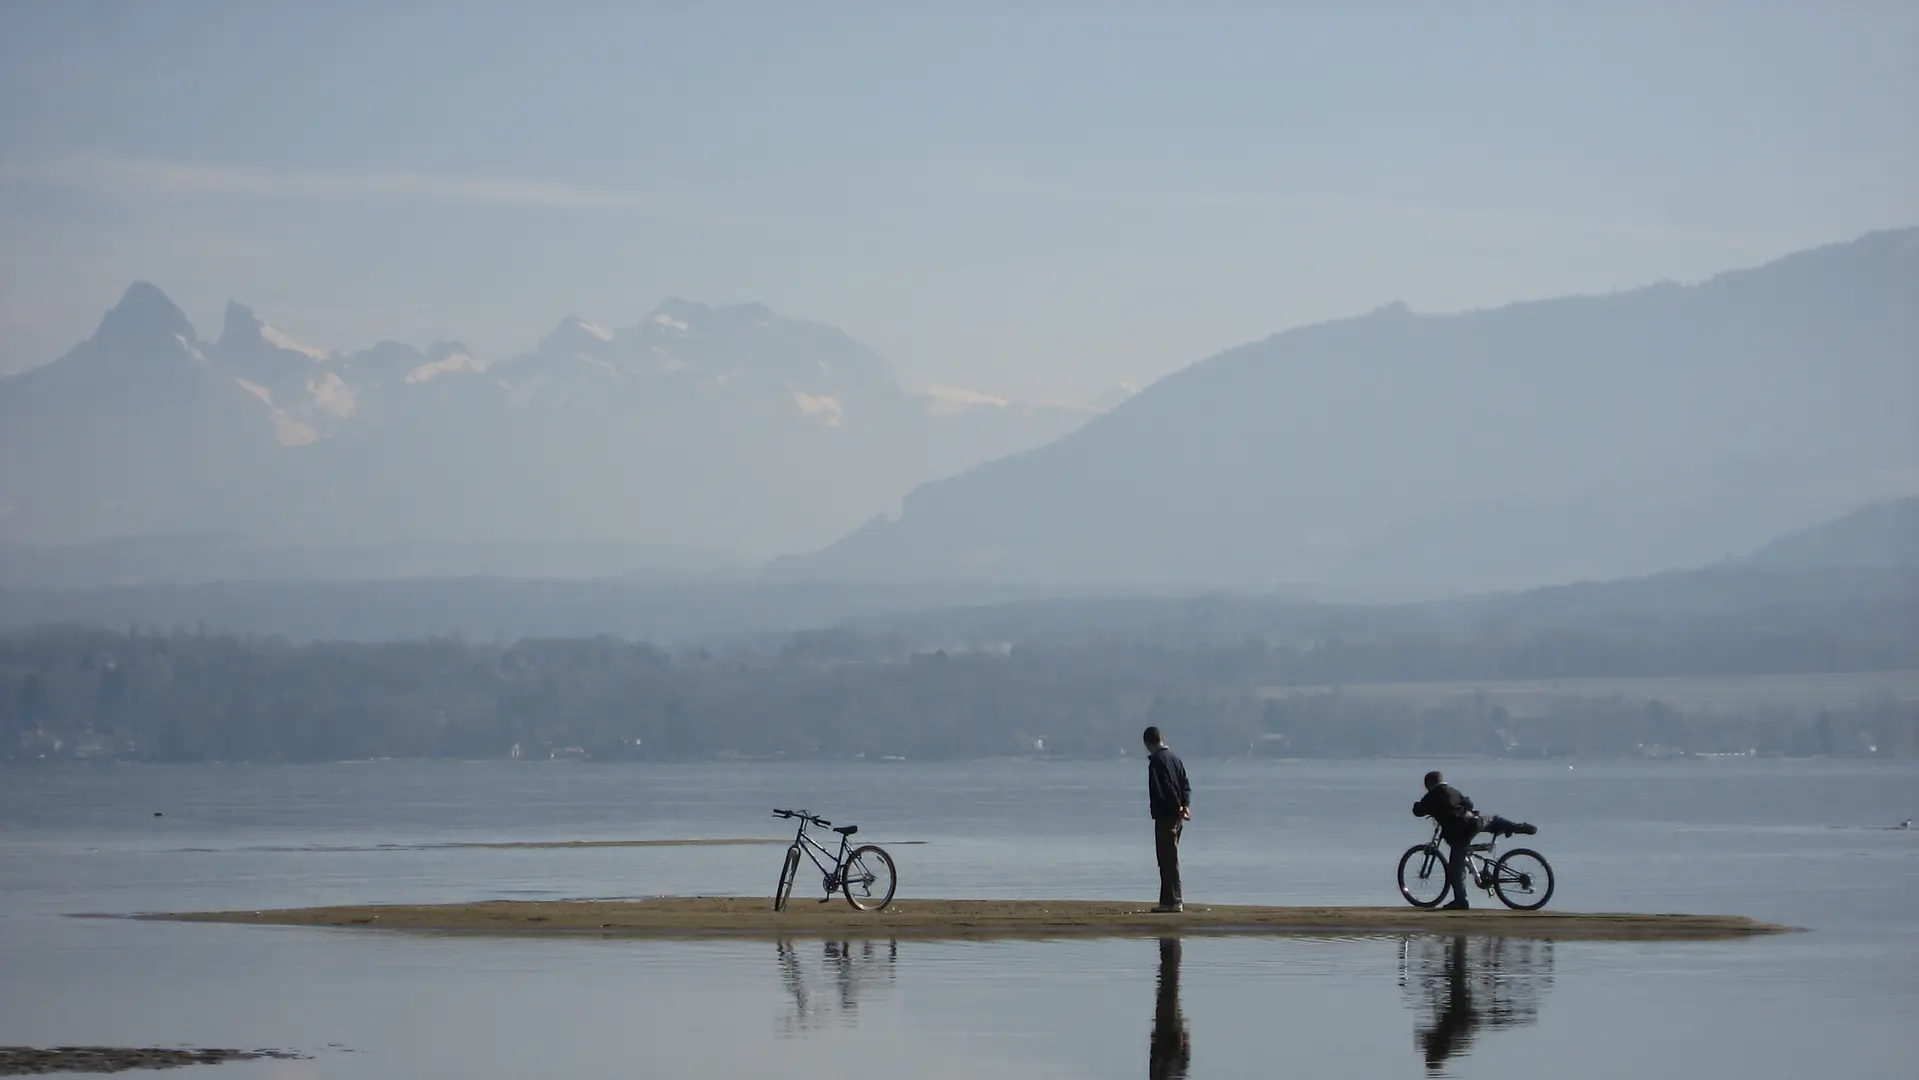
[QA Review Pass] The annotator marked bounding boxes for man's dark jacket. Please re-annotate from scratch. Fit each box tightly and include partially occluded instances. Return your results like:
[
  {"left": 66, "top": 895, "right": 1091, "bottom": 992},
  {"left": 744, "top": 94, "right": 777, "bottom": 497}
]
[
  {"left": 1413, "top": 783, "right": 1478, "bottom": 840},
  {"left": 1147, "top": 746, "right": 1191, "bottom": 820}
]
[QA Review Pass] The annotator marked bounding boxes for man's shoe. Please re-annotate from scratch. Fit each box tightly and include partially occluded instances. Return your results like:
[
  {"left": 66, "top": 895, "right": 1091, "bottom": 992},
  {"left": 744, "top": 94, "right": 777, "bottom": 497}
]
[
  {"left": 1153, "top": 903, "right": 1184, "bottom": 913},
  {"left": 1442, "top": 900, "right": 1470, "bottom": 910},
  {"left": 1513, "top": 822, "right": 1538, "bottom": 835}
]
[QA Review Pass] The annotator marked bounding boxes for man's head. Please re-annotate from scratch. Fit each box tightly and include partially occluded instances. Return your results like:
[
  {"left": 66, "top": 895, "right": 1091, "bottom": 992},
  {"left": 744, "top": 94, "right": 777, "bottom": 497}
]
[
  {"left": 1143, "top": 726, "right": 1163, "bottom": 748},
  {"left": 1423, "top": 770, "right": 1444, "bottom": 790}
]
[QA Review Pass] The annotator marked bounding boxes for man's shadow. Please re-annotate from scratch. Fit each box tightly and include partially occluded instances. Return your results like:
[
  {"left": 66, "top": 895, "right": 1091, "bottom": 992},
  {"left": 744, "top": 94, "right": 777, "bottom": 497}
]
[
  {"left": 1151, "top": 937, "right": 1192, "bottom": 1080},
  {"left": 1399, "top": 935, "right": 1555, "bottom": 1073}
]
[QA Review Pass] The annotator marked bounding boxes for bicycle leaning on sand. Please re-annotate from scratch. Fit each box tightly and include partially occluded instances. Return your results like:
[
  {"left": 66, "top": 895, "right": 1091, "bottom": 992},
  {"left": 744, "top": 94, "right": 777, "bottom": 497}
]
[
  {"left": 1397, "top": 822, "right": 1556, "bottom": 910},
  {"left": 772, "top": 809, "right": 898, "bottom": 912}
]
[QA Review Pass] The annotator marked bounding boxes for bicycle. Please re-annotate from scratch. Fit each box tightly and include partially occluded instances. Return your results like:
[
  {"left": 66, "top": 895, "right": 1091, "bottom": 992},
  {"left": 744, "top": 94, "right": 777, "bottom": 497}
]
[
  {"left": 772, "top": 809, "right": 898, "bottom": 912},
  {"left": 1397, "top": 821, "right": 1555, "bottom": 910}
]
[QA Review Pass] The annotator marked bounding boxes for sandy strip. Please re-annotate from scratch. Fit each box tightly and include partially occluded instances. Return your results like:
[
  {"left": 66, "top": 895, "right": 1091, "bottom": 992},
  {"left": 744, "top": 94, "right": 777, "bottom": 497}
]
[
  {"left": 430, "top": 838, "right": 785, "bottom": 850},
  {"left": 135, "top": 897, "right": 1793, "bottom": 942},
  {"left": 0, "top": 1046, "right": 306, "bottom": 1075}
]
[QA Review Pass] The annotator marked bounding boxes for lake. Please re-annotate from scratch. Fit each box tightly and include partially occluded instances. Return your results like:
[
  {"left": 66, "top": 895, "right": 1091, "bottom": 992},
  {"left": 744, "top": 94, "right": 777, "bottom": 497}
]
[{"left": 2, "top": 758, "right": 1914, "bottom": 1078}]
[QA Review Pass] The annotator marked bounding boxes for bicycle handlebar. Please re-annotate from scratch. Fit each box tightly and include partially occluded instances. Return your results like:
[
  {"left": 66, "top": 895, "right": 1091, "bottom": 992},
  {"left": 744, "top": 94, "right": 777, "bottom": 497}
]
[{"left": 773, "top": 808, "right": 831, "bottom": 827}]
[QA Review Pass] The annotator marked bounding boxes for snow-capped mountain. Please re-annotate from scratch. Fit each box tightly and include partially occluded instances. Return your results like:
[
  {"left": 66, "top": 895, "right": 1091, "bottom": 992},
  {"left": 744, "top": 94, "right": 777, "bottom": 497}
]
[{"left": 0, "top": 286, "right": 1105, "bottom": 567}]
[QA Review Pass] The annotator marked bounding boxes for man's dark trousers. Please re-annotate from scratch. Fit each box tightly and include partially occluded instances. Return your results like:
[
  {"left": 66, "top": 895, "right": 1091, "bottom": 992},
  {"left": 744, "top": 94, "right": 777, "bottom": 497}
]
[
  {"left": 1154, "top": 817, "right": 1184, "bottom": 908},
  {"left": 1445, "top": 833, "right": 1471, "bottom": 903}
]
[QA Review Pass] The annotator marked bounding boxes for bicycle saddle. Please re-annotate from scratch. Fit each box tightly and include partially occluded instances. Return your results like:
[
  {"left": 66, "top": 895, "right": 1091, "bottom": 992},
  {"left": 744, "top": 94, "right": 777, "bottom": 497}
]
[{"left": 834, "top": 825, "right": 858, "bottom": 836}]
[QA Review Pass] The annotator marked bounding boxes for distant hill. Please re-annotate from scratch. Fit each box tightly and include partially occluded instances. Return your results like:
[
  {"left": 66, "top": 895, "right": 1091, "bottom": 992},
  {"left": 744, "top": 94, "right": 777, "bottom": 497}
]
[
  {"left": 4, "top": 500, "right": 1911, "bottom": 651},
  {"left": 0, "top": 534, "right": 750, "bottom": 589},
  {"left": 776, "top": 228, "right": 1919, "bottom": 597},
  {"left": 0, "top": 577, "right": 1064, "bottom": 646},
  {"left": 832, "top": 498, "right": 1919, "bottom": 649},
  {"left": 1747, "top": 496, "right": 1919, "bottom": 569}
]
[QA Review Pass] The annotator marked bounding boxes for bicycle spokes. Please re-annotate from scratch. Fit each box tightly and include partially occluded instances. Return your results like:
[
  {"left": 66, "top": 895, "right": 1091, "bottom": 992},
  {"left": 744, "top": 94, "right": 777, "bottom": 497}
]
[
  {"left": 1491, "top": 849, "right": 1555, "bottom": 911},
  {"left": 841, "top": 845, "right": 898, "bottom": 911},
  {"left": 1397, "top": 843, "right": 1451, "bottom": 908}
]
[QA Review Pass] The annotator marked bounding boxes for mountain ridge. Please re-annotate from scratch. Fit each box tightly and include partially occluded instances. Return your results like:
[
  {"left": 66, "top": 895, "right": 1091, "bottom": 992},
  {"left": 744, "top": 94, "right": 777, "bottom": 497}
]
[
  {"left": 0, "top": 287, "right": 1115, "bottom": 563},
  {"left": 776, "top": 227, "right": 1919, "bottom": 595}
]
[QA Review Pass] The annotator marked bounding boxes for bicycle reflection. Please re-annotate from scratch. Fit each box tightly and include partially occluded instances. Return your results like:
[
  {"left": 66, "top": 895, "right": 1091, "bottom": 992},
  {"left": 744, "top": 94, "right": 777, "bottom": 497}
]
[
  {"left": 1151, "top": 937, "right": 1191, "bottom": 1080},
  {"left": 1397, "top": 935, "right": 1555, "bottom": 1073},
  {"left": 775, "top": 938, "right": 900, "bottom": 1035}
]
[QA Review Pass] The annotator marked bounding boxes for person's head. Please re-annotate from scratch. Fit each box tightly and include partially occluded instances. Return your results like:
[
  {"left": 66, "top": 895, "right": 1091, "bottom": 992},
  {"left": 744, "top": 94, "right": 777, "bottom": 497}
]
[
  {"left": 1143, "top": 726, "right": 1163, "bottom": 748},
  {"left": 1423, "top": 770, "right": 1444, "bottom": 790}
]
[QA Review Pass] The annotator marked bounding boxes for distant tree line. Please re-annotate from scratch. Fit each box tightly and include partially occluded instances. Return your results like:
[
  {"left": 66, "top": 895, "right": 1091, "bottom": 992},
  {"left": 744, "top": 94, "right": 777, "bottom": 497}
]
[{"left": 3, "top": 621, "right": 1914, "bottom": 763}]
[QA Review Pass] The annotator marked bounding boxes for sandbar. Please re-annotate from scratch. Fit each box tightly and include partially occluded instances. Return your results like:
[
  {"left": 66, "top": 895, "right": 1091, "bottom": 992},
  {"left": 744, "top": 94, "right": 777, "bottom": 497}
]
[
  {"left": 429, "top": 837, "right": 782, "bottom": 850},
  {"left": 0, "top": 1046, "right": 305, "bottom": 1075},
  {"left": 136, "top": 897, "right": 1792, "bottom": 941}
]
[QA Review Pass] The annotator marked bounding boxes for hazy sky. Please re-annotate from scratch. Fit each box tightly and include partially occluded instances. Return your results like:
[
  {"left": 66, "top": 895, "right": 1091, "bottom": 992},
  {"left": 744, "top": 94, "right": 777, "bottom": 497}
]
[{"left": 2, "top": 2, "right": 1914, "bottom": 401}]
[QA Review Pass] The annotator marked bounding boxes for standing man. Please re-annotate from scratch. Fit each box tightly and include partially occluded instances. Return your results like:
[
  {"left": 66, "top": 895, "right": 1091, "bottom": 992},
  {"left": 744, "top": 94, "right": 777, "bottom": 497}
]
[{"left": 1144, "top": 726, "right": 1192, "bottom": 913}]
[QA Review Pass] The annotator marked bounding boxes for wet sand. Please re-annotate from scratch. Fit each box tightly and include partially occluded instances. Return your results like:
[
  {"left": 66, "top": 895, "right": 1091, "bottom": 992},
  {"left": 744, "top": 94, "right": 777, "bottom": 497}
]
[
  {"left": 138, "top": 897, "right": 1792, "bottom": 941},
  {"left": 0, "top": 1046, "right": 305, "bottom": 1075},
  {"left": 429, "top": 838, "right": 781, "bottom": 850}
]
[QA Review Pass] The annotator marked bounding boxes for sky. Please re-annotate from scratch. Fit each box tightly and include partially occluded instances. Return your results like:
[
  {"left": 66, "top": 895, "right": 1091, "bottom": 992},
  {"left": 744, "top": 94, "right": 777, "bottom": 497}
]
[{"left": 1, "top": 2, "right": 1914, "bottom": 403}]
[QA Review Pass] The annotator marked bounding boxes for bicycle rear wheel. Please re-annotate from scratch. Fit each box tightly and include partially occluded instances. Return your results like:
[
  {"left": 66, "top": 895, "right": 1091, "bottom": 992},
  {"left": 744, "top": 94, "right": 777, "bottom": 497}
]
[
  {"left": 841, "top": 845, "right": 897, "bottom": 911},
  {"left": 774, "top": 845, "right": 800, "bottom": 912},
  {"left": 1397, "top": 843, "right": 1450, "bottom": 908},
  {"left": 1492, "top": 848, "right": 1554, "bottom": 910}
]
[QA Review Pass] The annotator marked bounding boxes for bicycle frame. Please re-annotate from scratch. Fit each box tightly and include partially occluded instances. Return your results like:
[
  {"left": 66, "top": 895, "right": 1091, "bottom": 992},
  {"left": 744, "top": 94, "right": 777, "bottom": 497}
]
[
  {"left": 1418, "top": 823, "right": 1504, "bottom": 893},
  {"left": 1401, "top": 820, "right": 1552, "bottom": 910},
  {"left": 780, "top": 811, "right": 856, "bottom": 891}
]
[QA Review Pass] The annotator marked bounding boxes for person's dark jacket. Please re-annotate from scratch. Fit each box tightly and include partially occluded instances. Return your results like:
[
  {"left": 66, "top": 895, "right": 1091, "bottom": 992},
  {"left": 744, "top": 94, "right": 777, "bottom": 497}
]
[
  {"left": 1147, "top": 746, "right": 1191, "bottom": 821},
  {"left": 1413, "top": 783, "right": 1478, "bottom": 840}
]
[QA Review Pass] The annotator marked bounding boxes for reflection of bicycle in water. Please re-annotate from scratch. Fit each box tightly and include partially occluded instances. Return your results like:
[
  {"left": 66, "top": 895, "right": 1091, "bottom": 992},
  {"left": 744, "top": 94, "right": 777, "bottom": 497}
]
[
  {"left": 1397, "top": 822, "right": 1556, "bottom": 909},
  {"left": 775, "top": 938, "right": 899, "bottom": 1035},
  {"left": 772, "top": 808, "right": 898, "bottom": 911},
  {"left": 1397, "top": 935, "right": 1555, "bottom": 1072}
]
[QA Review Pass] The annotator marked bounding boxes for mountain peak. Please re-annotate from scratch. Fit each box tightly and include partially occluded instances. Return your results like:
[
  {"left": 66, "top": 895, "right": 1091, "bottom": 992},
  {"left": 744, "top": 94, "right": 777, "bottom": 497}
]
[
  {"left": 646, "top": 298, "right": 777, "bottom": 334},
  {"left": 218, "top": 301, "right": 266, "bottom": 348},
  {"left": 98, "top": 282, "right": 195, "bottom": 344},
  {"left": 537, "top": 316, "right": 615, "bottom": 355},
  {"left": 217, "top": 301, "right": 328, "bottom": 360},
  {"left": 645, "top": 298, "right": 709, "bottom": 333}
]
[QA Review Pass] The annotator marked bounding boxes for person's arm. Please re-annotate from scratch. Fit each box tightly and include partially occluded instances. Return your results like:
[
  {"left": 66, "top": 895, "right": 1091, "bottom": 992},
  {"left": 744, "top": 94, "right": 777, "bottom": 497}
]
[
  {"left": 1177, "top": 762, "right": 1191, "bottom": 810},
  {"left": 1413, "top": 790, "right": 1434, "bottom": 818}
]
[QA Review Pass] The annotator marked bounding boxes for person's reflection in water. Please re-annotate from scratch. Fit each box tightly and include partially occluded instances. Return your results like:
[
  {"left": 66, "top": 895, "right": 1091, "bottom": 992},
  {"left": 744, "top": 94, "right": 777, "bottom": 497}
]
[
  {"left": 1417, "top": 936, "right": 1478, "bottom": 1070},
  {"left": 1400, "top": 935, "right": 1554, "bottom": 1074},
  {"left": 1150, "top": 937, "right": 1191, "bottom": 1080}
]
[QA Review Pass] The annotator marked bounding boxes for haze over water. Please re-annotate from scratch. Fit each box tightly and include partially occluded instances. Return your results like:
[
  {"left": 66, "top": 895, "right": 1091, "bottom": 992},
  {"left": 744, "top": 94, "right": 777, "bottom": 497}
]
[{"left": 3, "top": 759, "right": 1913, "bottom": 1078}]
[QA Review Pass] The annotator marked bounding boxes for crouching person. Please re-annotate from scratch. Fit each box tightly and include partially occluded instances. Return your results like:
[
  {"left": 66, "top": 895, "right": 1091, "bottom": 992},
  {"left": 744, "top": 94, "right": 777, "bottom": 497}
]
[{"left": 1413, "top": 770, "right": 1535, "bottom": 909}]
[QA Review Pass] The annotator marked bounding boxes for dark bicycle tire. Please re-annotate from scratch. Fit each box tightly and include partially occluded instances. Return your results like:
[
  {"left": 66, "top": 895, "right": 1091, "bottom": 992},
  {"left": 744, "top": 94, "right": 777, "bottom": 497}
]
[
  {"left": 1397, "top": 843, "right": 1450, "bottom": 908},
  {"left": 840, "top": 844, "right": 897, "bottom": 911},
  {"left": 774, "top": 845, "right": 801, "bottom": 912},
  {"left": 1492, "top": 848, "right": 1555, "bottom": 910}
]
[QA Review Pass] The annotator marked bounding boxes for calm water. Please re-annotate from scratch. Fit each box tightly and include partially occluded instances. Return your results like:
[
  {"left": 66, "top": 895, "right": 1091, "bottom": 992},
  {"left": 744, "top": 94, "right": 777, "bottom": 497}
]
[{"left": 2, "top": 759, "right": 1915, "bottom": 1078}]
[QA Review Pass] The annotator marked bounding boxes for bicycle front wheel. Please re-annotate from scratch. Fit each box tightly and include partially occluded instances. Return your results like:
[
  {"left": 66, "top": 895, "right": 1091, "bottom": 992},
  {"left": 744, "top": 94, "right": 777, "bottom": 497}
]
[
  {"left": 774, "top": 845, "right": 800, "bottom": 912},
  {"left": 1397, "top": 843, "right": 1450, "bottom": 908},
  {"left": 1492, "top": 848, "right": 1555, "bottom": 910},
  {"left": 841, "top": 845, "right": 897, "bottom": 911}
]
